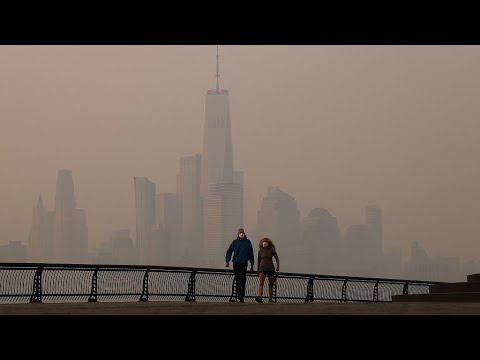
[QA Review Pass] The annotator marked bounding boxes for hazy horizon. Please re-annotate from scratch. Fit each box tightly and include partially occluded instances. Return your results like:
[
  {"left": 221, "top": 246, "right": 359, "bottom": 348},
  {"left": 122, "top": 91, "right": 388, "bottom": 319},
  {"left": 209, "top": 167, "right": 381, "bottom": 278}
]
[{"left": 2, "top": 45, "right": 480, "bottom": 261}]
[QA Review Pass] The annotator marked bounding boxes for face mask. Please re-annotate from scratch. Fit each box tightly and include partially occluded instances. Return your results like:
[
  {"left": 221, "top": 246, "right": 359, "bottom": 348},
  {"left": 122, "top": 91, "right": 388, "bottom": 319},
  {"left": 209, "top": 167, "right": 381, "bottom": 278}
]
[
  {"left": 262, "top": 242, "right": 268, "bottom": 248},
  {"left": 239, "top": 233, "right": 245, "bottom": 239}
]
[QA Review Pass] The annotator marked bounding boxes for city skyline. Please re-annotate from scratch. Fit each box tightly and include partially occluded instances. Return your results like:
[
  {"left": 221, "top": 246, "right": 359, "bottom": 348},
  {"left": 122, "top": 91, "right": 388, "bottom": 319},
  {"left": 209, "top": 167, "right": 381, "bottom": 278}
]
[{"left": 2, "top": 45, "right": 480, "bottom": 262}]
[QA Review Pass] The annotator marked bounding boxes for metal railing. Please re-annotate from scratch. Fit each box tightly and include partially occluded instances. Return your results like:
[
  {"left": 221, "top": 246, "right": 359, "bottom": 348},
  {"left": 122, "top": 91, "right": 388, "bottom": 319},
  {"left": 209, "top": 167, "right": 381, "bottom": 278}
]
[{"left": 0, "top": 263, "right": 440, "bottom": 304}]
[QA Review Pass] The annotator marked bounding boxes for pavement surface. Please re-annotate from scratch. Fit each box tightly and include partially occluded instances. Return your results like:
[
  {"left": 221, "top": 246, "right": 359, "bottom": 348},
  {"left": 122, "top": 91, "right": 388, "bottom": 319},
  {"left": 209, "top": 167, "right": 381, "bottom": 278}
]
[{"left": 1, "top": 300, "right": 480, "bottom": 315}]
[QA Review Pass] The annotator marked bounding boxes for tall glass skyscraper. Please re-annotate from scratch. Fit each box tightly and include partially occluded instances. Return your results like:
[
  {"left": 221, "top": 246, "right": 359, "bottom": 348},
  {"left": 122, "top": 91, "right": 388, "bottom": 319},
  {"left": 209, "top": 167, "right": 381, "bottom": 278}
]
[
  {"left": 53, "top": 169, "right": 88, "bottom": 263},
  {"left": 200, "top": 47, "right": 234, "bottom": 196},
  {"left": 134, "top": 176, "right": 156, "bottom": 264},
  {"left": 201, "top": 47, "right": 243, "bottom": 267}
]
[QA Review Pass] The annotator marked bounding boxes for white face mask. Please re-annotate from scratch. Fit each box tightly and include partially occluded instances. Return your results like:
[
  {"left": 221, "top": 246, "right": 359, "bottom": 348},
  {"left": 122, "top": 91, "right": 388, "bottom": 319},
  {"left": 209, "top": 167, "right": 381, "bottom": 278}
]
[
  {"left": 262, "top": 242, "right": 268, "bottom": 248},
  {"left": 238, "top": 233, "right": 245, "bottom": 239}
]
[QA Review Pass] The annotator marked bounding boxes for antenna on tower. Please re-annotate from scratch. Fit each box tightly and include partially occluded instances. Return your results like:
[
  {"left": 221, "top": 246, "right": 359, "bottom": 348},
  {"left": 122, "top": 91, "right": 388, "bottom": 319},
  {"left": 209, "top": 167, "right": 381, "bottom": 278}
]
[{"left": 216, "top": 45, "right": 220, "bottom": 91}]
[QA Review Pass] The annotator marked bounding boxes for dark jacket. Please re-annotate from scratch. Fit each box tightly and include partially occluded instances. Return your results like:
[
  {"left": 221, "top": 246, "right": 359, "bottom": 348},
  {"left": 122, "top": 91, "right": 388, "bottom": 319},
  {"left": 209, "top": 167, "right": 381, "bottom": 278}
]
[
  {"left": 225, "top": 236, "right": 254, "bottom": 266},
  {"left": 257, "top": 247, "right": 279, "bottom": 272}
]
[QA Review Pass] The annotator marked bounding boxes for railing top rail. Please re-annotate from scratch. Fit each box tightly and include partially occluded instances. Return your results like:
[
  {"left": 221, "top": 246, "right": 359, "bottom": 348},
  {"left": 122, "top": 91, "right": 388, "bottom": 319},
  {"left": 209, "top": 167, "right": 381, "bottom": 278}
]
[{"left": 0, "top": 262, "right": 442, "bottom": 285}]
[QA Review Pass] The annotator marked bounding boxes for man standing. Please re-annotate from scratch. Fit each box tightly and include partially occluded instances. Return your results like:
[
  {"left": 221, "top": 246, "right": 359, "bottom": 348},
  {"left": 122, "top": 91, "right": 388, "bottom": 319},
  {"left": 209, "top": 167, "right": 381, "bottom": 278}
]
[{"left": 225, "top": 228, "right": 254, "bottom": 303}]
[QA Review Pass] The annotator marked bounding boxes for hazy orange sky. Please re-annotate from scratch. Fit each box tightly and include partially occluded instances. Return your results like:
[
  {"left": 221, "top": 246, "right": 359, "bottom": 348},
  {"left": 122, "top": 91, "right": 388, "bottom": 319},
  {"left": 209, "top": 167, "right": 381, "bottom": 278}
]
[{"left": 1, "top": 45, "right": 479, "bottom": 261}]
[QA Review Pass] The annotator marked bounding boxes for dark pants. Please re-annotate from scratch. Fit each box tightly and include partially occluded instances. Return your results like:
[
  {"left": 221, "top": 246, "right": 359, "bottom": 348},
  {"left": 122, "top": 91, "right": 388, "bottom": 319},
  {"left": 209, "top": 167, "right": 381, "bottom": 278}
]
[{"left": 233, "top": 262, "right": 248, "bottom": 301}]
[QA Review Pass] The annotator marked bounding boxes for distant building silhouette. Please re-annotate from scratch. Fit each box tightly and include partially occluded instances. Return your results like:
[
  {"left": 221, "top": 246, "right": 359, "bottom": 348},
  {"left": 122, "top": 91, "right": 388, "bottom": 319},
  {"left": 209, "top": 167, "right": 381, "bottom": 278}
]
[
  {"left": 53, "top": 170, "right": 88, "bottom": 263},
  {"left": 255, "top": 186, "right": 300, "bottom": 272},
  {"left": 91, "top": 241, "right": 114, "bottom": 264},
  {"left": 404, "top": 241, "right": 462, "bottom": 282},
  {"left": 155, "top": 193, "right": 181, "bottom": 265},
  {"left": 336, "top": 205, "right": 385, "bottom": 277},
  {"left": 0, "top": 241, "right": 26, "bottom": 262},
  {"left": 379, "top": 247, "right": 403, "bottom": 279},
  {"left": 72, "top": 208, "right": 88, "bottom": 262},
  {"left": 301, "top": 208, "right": 341, "bottom": 274},
  {"left": 176, "top": 154, "right": 203, "bottom": 265},
  {"left": 134, "top": 176, "right": 156, "bottom": 265},
  {"left": 150, "top": 226, "right": 171, "bottom": 266},
  {"left": 110, "top": 229, "right": 136, "bottom": 264},
  {"left": 342, "top": 224, "right": 375, "bottom": 276},
  {"left": 27, "top": 196, "right": 54, "bottom": 262},
  {"left": 91, "top": 229, "right": 136, "bottom": 265},
  {"left": 365, "top": 204, "right": 383, "bottom": 258}
]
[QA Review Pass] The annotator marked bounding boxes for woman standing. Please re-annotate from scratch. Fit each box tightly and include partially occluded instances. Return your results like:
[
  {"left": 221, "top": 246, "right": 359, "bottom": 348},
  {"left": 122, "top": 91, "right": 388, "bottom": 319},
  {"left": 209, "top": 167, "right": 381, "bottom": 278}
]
[{"left": 255, "top": 237, "right": 280, "bottom": 303}]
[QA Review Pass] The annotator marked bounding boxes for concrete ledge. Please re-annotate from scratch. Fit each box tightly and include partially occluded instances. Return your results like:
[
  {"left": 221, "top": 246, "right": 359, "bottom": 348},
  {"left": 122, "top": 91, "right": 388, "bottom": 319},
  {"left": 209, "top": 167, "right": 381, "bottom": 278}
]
[
  {"left": 467, "top": 273, "right": 480, "bottom": 282},
  {"left": 429, "top": 282, "right": 480, "bottom": 293}
]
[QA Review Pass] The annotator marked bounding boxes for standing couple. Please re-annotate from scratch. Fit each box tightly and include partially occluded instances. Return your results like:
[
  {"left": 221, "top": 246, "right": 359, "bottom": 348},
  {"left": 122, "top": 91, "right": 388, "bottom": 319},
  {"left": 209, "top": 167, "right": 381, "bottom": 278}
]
[{"left": 225, "top": 228, "right": 280, "bottom": 303}]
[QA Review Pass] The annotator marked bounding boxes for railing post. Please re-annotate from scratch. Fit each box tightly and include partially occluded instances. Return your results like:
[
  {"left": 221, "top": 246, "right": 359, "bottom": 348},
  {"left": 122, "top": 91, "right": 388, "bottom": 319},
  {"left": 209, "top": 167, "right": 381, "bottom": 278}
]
[
  {"left": 272, "top": 274, "right": 278, "bottom": 302},
  {"left": 29, "top": 265, "right": 43, "bottom": 303},
  {"left": 304, "top": 276, "right": 315, "bottom": 303},
  {"left": 341, "top": 278, "right": 349, "bottom": 302},
  {"left": 228, "top": 275, "right": 237, "bottom": 302},
  {"left": 88, "top": 268, "right": 98, "bottom": 302},
  {"left": 185, "top": 270, "right": 197, "bottom": 302},
  {"left": 402, "top": 281, "right": 410, "bottom": 295},
  {"left": 139, "top": 268, "right": 149, "bottom": 302},
  {"left": 373, "top": 280, "right": 379, "bottom": 301}
]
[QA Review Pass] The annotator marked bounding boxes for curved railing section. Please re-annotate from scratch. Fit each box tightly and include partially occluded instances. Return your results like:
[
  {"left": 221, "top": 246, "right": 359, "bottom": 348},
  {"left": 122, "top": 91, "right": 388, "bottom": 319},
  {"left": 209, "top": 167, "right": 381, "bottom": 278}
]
[{"left": 0, "top": 263, "right": 441, "bottom": 304}]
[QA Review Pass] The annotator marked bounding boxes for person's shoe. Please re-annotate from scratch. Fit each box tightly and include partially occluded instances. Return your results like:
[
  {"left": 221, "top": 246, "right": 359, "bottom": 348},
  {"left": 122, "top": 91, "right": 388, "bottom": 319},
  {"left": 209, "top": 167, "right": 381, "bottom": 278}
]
[
  {"left": 268, "top": 298, "right": 276, "bottom": 303},
  {"left": 255, "top": 296, "right": 263, "bottom": 303},
  {"left": 238, "top": 298, "right": 244, "bottom": 303}
]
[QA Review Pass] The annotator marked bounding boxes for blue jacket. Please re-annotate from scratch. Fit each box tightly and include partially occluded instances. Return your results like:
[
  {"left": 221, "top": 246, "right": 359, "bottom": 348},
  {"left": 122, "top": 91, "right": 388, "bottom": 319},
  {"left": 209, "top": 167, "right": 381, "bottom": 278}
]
[{"left": 225, "top": 236, "right": 254, "bottom": 266}]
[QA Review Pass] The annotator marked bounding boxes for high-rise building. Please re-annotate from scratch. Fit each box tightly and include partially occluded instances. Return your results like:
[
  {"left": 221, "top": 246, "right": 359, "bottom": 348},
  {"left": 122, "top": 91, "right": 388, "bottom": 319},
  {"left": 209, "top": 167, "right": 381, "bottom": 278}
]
[
  {"left": 72, "top": 208, "right": 88, "bottom": 263},
  {"left": 176, "top": 154, "right": 203, "bottom": 265},
  {"left": 134, "top": 176, "right": 156, "bottom": 265},
  {"left": 200, "top": 47, "right": 245, "bottom": 268},
  {"left": 177, "top": 154, "right": 202, "bottom": 232},
  {"left": 53, "top": 170, "right": 75, "bottom": 262},
  {"left": 156, "top": 193, "right": 182, "bottom": 237},
  {"left": 203, "top": 182, "right": 243, "bottom": 267},
  {"left": 156, "top": 192, "right": 182, "bottom": 264},
  {"left": 200, "top": 47, "right": 234, "bottom": 196},
  {"left": 53, "top": 169, "right": 88, "bottom": 263},
  {"left": 365, "top": 204, "right": 383, "bottom": 257},
  {"left": 27, "top": 196, "right": 54, "bottom": 262}
]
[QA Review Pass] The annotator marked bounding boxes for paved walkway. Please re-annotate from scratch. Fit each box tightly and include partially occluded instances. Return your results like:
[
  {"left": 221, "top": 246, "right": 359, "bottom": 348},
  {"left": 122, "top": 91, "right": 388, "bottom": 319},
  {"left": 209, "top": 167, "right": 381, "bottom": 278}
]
[{"left": 1, "top": 301, "right": 480, "bottom": 315}]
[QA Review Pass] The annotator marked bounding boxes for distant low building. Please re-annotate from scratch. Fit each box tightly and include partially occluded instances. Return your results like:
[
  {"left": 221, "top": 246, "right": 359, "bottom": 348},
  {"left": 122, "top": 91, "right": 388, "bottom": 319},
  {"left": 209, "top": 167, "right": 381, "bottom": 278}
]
[
  {"left": 404, "top": 241, "right": 462, "bottom": 282},
  {"left": 0, "top": 241, "right": 27, "bottom": 262}
]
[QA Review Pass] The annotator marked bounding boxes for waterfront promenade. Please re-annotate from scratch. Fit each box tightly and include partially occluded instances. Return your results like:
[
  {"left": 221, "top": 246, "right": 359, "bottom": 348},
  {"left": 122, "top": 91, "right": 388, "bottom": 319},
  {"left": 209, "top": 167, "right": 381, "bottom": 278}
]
[{"left": 1, "top": 301, "right": 480, "bottom": 315}]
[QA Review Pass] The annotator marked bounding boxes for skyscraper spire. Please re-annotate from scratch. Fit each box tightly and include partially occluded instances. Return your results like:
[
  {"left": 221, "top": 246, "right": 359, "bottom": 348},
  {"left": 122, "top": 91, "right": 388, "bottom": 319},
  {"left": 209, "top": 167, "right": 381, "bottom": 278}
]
[
  {"left": 36, "top": 195, "right": 44, "bottom": 208},
  {"left": 216, "top": 45, "right": 220, "bottom": 92}
]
